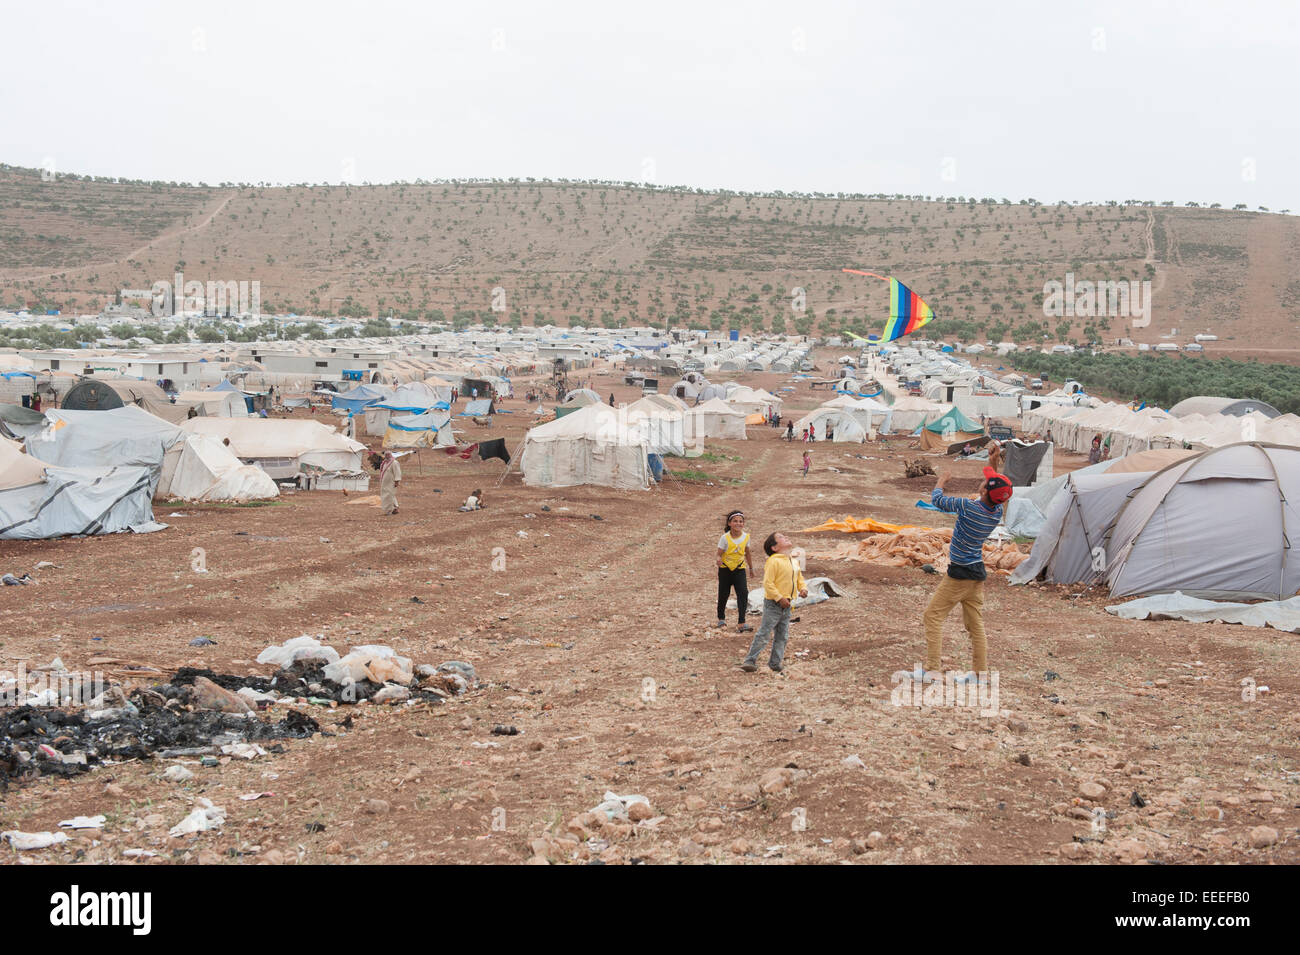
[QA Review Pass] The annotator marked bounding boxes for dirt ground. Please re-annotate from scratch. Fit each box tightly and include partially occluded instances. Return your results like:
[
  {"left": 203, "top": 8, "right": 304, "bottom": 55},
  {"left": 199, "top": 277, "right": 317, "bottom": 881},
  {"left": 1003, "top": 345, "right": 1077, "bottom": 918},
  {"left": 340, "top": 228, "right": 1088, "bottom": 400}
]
[{"left": 2, "top": 366, "right": 1297, "bottom": 866}]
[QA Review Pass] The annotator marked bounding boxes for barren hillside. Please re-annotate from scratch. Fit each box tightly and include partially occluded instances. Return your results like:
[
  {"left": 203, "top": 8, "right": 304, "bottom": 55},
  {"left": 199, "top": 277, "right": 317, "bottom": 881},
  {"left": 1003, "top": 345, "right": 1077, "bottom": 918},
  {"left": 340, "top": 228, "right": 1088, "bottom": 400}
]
[{"left": 1, "top": 165, "right": 1297, "bottom": 354}]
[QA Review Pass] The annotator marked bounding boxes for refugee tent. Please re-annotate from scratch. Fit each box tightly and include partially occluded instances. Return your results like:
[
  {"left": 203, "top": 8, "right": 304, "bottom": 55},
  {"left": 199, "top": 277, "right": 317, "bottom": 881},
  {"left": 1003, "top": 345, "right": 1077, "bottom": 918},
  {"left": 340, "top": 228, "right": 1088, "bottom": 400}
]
[
  {"left": 157, "top": 435, "right": 279, "bottom": 502},
  {"left": 1012, "top": 443, "right": 1300, "bottom": 600},
  {"left": 669, "top": 378, "right": 701, "bottom": 400},
  {"left": 26, "top": 406, "right": 186, "bottom": 493},
  {"left": 174, "top": 390, "right": 249, "bottom": 418},
  {"left": 181, "top": 418, "right": 365, "bottom": 479},
  {"left": 1104, "top": 443, "right": 1300, "bottom": 599},
  {"left": 365, "top": 383, "right": 444, "bottom": 435},
  {"left": 1001, "top": 448, "right": 1194, "bottom": 539},
  {"left": 61, "top": 378, "right": 169, "bottom": 411},
  {"left": 331, "top": 384, "right": 391, "bottom": 414},
  {"left": 0, "top": 403, "right": 48, "bottom": 440},
  {"left": 886, "top": 395, "right": 946, "bottom": 433},
  {"left": 554, "top": 392, "right": 597, "bottom": 418},
  {"left": 382, "top": 410, "right": 453, "bottom": 448},
  {"left": 462, "top": 397, "right": 495, "bottom": 416},
  {"left": 563, "top": 388, "right": 602, "bottom": 405},
  {"left": 519, "top": 403, "right": 651, "bottom": 490},
  {"left": 918, "top": 407, "right": 984, "bottom": 451},
  {"left": 0, "top": 439, "right": 156, "bottom": 539},
  {"left": 626, "top": 397, "right": 686, "bottom": 456},
  {"left": 684, "top": 398, "right": 747, "bottom": 441},
  {"left": 696, "top": 383, "right": 728, "bottom": 403},
  {"left": 793, "top": 407, "right": 868, "bottom": 443}
]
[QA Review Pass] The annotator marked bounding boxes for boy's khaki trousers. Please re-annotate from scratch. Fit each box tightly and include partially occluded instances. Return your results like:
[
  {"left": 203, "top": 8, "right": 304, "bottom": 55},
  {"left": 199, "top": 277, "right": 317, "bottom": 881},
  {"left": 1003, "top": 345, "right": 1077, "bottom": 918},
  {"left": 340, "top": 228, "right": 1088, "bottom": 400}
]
[{"left": 922, "top": 575, "right": 988, "bottom": 673}]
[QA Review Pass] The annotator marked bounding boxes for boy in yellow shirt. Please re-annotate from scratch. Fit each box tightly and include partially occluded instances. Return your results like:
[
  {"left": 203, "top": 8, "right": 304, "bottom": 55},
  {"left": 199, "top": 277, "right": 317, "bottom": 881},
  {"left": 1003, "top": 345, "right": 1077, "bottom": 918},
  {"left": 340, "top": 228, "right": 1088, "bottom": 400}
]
[{"left": 740, "top": 532, "right": 808, "bottom": 673}]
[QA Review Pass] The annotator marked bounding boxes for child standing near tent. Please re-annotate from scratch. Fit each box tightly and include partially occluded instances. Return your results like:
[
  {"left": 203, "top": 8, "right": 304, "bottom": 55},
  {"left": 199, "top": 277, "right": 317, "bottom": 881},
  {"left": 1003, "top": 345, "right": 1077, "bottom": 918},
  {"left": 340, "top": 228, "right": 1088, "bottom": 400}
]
[
  {"left": 801, "top": 449, "right": 811, "bottom": 477},
  {"left": 740, "top": 532, "right": 807, "bottom": 673},
  {"left": 716, "top": 511, "right": 754, "bottom": 632}
]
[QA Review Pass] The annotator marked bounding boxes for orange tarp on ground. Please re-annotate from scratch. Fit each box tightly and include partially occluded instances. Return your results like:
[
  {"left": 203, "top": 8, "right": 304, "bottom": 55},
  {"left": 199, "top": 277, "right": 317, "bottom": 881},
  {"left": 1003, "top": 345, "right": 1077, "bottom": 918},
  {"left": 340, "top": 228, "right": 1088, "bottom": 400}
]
[
  {"left": 802, "top": 516, "right": 1028, "bottom": 574},
  {"left": 800, "top": 516, "right": 918, "bottom": 535}
]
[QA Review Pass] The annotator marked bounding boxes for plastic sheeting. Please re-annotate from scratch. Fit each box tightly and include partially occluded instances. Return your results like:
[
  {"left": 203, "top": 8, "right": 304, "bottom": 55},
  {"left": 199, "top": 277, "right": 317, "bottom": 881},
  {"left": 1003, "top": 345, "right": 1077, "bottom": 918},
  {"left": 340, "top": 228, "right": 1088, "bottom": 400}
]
[
  {"left": 0, "top": 460, "right": 156, "bottom": 539},
  {"left": 1106, "top": 592, "right": 1300, "bottom": 633},
  {"left": 26, "top": 406, "right": 185, "bottom": 493}
]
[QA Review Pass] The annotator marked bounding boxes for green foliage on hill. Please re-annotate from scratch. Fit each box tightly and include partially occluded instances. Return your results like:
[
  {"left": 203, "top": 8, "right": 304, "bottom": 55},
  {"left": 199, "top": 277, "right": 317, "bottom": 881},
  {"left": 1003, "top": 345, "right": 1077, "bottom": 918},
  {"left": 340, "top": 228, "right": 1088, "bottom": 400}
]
[{"left": 1009, "top": 351, "right": 1300, "bottom": 414}]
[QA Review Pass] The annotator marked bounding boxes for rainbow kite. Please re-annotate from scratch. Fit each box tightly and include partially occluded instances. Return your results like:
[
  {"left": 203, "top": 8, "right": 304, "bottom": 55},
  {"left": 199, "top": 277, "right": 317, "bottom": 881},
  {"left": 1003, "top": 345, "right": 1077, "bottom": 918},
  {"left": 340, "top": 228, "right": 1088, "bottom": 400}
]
[{"left": 841, "top": 269, "right": 936, "bottom": 342}]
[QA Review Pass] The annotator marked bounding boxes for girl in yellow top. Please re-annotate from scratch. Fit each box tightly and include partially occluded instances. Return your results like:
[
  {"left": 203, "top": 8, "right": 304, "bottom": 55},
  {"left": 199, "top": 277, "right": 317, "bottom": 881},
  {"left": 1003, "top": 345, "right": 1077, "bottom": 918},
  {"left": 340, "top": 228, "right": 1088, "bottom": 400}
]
[{"left": 716, "top": 510, "right": 755, "bottom": 632}]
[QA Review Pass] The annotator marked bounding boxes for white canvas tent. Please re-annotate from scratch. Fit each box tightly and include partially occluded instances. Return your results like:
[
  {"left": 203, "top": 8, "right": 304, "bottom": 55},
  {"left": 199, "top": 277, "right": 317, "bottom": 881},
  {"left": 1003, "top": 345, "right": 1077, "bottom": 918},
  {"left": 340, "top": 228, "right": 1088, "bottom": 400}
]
[
  {"left": 157, "top": 435, "right": 279, "bottom": 502},
  {"left": 175, "top": 390, "right": 249, "bottom": 417},
  {"left": 519, "top": 403, "right": 651, "bottom": 490},
  {"left": 181, "top": 418, "right": 365, "bottom": 478},
  {"left": 626, "top": 397, "right": 685, "bottom": 456},
  {"left": 793, "top": 407, "right": 868, "bottom": 443},
  {"left": 684, "top": 398, "right": 747, "bottom": 441}
]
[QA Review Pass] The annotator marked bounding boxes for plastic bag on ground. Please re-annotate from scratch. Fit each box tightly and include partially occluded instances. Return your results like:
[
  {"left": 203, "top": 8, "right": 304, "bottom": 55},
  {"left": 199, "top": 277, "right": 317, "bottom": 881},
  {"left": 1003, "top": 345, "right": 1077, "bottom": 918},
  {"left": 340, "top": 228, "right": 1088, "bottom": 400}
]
[
  {"left": 321, "top": 645, "right": 414, "bottom": 686},
  {"left": 169, "top": 799, "right": 226, "bottom": 837},
  {"left": 257, "top": 635, "right": 340, "bottom": 668}
]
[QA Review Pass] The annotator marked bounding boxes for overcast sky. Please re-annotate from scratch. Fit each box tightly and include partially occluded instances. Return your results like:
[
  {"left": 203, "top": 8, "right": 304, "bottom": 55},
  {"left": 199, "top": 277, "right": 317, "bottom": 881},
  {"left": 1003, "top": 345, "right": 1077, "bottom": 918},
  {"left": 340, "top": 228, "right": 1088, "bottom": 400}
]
[{"left": 4, "top": 0, "right": 1296, "bottom": 210}]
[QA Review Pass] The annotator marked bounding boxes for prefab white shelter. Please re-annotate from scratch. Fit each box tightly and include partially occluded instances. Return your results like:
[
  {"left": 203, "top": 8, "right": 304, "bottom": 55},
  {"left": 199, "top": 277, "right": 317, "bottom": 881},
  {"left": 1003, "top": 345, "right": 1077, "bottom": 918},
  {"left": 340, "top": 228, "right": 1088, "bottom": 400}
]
[{"left": 519, "top": 403, "right": 651, "bottom": 490}]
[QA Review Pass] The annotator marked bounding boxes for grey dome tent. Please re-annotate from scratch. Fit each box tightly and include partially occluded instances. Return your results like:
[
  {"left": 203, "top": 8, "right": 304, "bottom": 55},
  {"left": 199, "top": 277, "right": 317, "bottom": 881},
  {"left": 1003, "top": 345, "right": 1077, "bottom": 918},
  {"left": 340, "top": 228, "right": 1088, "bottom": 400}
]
[{"left": 1013, "top": 442, "right": 1300, "bottom": 600}]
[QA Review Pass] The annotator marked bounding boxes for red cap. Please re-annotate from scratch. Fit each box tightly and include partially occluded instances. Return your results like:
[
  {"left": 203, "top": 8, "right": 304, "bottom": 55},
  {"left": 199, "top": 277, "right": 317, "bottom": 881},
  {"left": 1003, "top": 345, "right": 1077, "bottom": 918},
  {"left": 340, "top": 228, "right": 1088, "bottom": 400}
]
[{"left": 982, "top": 466, "right": 1013, "bottom": 504}]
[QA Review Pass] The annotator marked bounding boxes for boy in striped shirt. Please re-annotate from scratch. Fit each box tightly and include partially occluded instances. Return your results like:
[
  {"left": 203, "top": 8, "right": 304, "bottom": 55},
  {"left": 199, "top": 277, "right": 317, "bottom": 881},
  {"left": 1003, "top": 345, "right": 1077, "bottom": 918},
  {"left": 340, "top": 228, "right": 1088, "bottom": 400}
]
[{"left": 915, "top": 442, "right": 1012, "bottom": 683}]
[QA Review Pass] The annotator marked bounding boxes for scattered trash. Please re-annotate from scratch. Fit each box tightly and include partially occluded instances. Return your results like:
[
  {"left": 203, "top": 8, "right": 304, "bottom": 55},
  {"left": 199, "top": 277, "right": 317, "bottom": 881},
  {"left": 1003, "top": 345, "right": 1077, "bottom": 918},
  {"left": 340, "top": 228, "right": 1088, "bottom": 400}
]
[
  {"left": 2, "top": 830, "right": 69, "bottom": 850},
  {"left": 239, "top": 791, "right": 275, "bottom": 801},
  {"left": 256, "top": 635, "right": 339, "bottom": 669},
  {"left": 189, "top": 636, "right": 217, "bottom": 647},
  {"left": 58, "top": 815, "right": 106, "bottom": 830},
  {"left": 221, "top": 742, "right": 267, "bottom": 760},
  {"left": 842, "top": 754, "right": 867, "bottom": 769},
  {"left": 922, "top": 564, "right": 938, "bottom": 574},
  {"left": 164, "top": 765, "right": 195, "bottom": 783},
  {"left": 2, "top": 573, "right": 32, "bottom": 586},
  {"left": 169, "top": 799, "right": 226, "bottom": 837},
  {"left": 410, "top": 596, "right": 425, "bottom": 604},
  {"left": 1044, "top": 670, "right": 1060, "bottom": 681},
  {"left": 591, "top": 514, "right": 603, "bottom": 521},
  {"left": 33, "top": 561, "right": 58, "bottom": 571},
  {"left": 589, "top": 791, "right": 650, "bottom": 821},
  {"left": 123, "top": 848, "right": 156, "bottom": 859},
  {"left": 491, "top": 725, "right": 519, "bottom": 736},
  {"left": 541, "top": 505, "right": 551, "bottom": 511}
]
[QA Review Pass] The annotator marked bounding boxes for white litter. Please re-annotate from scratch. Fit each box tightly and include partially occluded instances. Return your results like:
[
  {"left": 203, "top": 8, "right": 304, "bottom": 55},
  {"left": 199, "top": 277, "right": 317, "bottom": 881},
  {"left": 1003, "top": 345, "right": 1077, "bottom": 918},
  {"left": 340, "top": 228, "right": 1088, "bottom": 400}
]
[
  {"left": 58, "top": 815, "right": 106, "bottom": 830},
  {"left": 169, "top": 799, "right": 226, "bottom": 837},
  {"left": 589, "top": 791, "right": 651, "bottom": 822},
  {"left": 221, "top": 742, "right": 267, "bottom": 760},
  {"left": 2, "top": 830, "right": 70, "bottom": 850},
  {"left": 164, "top": 765, "right": 195, "bottom": 782},
  {"left": 255, "top": 634, "right": 340, "bottom": 668}
]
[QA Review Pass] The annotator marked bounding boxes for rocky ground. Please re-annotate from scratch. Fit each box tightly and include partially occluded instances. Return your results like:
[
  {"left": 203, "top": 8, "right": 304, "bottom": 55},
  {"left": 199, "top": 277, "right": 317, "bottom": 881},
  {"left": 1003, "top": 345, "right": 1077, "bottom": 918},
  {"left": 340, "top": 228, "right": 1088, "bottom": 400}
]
[{"left": 1, "top": 367, "right": 1297, "bottom": 865}]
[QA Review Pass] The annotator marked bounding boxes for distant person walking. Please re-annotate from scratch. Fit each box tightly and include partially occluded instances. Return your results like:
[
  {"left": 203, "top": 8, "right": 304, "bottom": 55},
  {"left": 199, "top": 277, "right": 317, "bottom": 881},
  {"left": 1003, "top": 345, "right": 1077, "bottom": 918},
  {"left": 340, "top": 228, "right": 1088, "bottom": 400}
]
[
  {"left": 786, "top": 422, "right": 794, "bottom": 441},
  {"left": 375, "top": 451, "right": 401, "bottom": 516},
  {"left": 914, "top": 442, "right": 1012, "bottom": 684},
  {"left": 740, "top": 532, "right": 807, "bottom": 673},
  {"left": 715, "top": 510, "right": 755, "bottom": 632}
]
